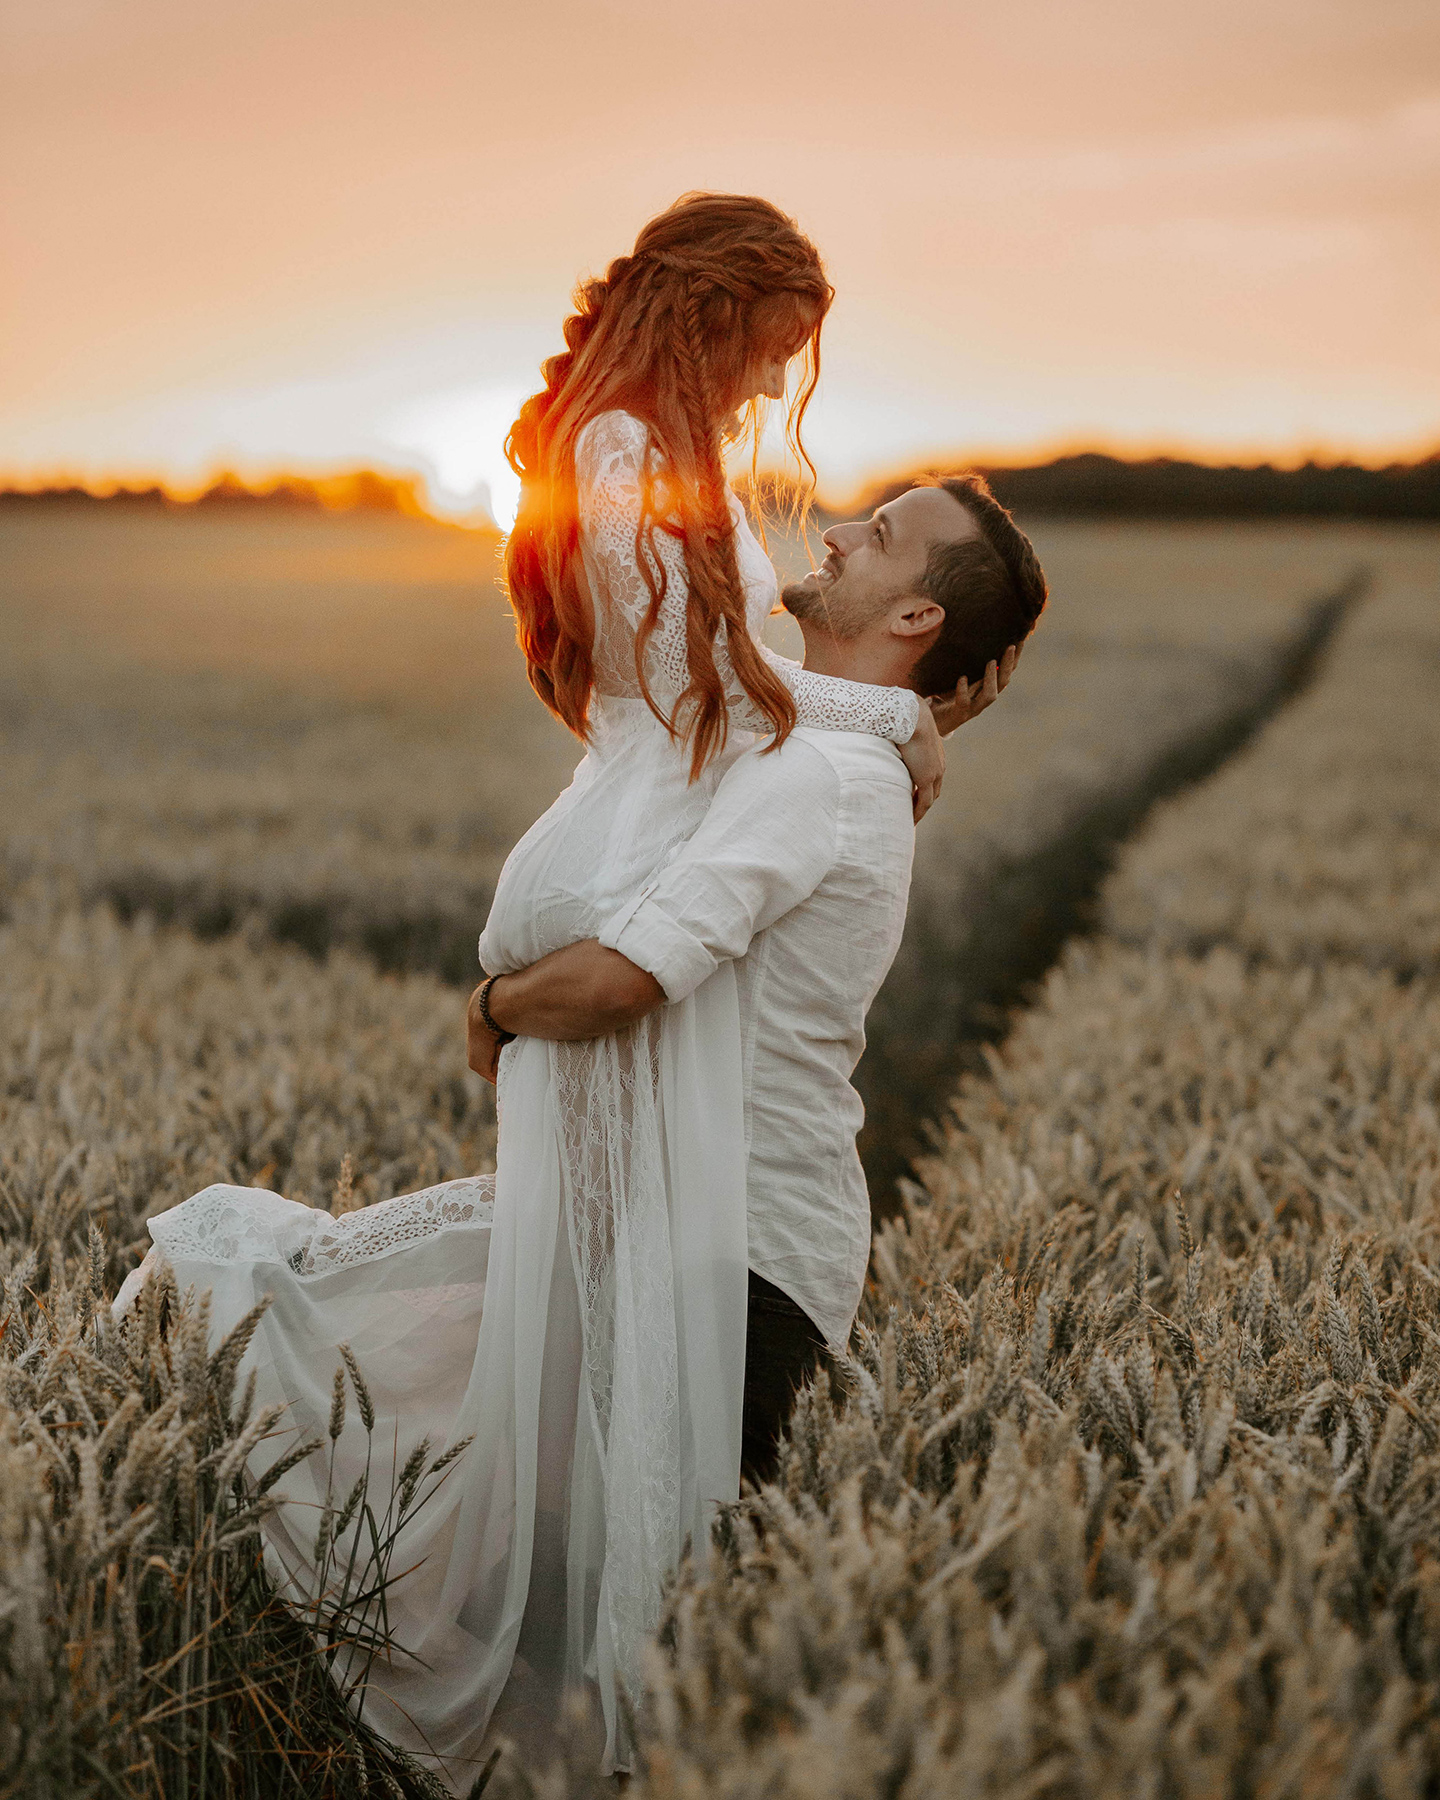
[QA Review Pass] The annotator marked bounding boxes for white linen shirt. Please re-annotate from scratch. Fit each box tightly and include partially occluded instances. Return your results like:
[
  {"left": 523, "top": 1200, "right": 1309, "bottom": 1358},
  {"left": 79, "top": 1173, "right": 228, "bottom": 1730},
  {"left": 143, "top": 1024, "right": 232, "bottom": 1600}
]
[{"left": 597, "top": 725, "right": 916, "bottom": 1347}]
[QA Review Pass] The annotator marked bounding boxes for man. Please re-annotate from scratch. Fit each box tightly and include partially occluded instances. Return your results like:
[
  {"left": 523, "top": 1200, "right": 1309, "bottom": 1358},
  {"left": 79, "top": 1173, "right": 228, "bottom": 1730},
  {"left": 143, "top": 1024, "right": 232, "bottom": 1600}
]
[{"left": 470, "top": 475, "right": 1047, "bottom": 1483}]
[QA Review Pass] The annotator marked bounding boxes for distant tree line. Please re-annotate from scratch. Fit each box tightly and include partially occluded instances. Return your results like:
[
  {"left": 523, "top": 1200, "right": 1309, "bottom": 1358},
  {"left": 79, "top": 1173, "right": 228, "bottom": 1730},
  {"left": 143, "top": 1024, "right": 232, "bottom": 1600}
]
[
  {"left": 0, "top": 469, "right": 429, "bottom": 517},
  {"left": 861, "top": 450, "right": 1440, "bottom": 521},
  {"left": 6, "top": 449, "right": 1440, "bottom": 523}
]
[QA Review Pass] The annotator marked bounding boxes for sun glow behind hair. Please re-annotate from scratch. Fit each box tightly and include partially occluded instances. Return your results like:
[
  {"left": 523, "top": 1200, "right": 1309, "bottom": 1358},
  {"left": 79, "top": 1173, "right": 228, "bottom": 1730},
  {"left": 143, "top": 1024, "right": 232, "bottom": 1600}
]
[{"left": 383, "top": 383, "right": 528, "bottom": 529}]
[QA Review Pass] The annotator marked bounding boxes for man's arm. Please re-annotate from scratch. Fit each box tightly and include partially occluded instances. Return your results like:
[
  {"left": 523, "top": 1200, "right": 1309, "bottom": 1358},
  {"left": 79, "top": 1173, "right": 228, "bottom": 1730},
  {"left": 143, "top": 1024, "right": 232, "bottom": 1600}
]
[
  {"left": 467, "top": 943, "right": 663, "bottom": 1080},
  {"left": 466, "top": 738, "right": 841, "bottom": 1080}
]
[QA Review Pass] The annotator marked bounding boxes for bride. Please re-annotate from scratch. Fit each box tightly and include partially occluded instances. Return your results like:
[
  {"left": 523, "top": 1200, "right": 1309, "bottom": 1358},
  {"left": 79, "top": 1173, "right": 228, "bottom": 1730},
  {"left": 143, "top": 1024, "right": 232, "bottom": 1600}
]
[{"left": 115, "top": 193, "right": 963, "bottom": 1789}]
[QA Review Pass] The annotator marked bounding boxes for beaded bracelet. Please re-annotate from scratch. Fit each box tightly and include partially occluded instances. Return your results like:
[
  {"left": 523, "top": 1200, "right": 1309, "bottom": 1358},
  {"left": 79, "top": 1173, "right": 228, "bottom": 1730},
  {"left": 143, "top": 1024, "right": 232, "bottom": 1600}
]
[{"left": 478, "top": 973, "right": 517, "bottom": 1046}]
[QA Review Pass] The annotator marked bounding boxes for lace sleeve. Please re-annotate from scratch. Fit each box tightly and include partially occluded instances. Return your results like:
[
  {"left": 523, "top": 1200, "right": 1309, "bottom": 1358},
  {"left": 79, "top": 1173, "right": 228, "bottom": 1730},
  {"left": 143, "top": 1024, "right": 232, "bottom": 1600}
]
[
  {"left": 740, "top": 640, "right": 920, "bottom": 743},
  {"left": 576, "top": 411, "right": 692, "bottom": 704}
]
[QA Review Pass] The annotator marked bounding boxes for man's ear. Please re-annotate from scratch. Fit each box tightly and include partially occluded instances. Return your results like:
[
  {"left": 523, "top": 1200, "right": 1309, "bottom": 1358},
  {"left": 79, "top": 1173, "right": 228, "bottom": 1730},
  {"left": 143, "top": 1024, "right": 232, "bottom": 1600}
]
[{"left": 890, "top": 596, "right": 946, "bottom": 639}]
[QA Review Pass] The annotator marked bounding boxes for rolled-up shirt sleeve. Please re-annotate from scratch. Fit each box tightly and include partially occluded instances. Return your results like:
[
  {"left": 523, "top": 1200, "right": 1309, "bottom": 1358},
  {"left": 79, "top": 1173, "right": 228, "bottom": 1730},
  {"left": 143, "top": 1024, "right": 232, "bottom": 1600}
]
[{"left": 597, "top": 737, "right": 841, "bottom": 1003}]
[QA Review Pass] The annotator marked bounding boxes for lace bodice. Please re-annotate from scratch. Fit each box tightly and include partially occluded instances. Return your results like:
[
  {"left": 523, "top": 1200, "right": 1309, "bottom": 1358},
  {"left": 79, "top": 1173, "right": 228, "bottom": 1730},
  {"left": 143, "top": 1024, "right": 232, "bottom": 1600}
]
[{"left": 575, "top": 411, "right": 920, "bottom": 743}]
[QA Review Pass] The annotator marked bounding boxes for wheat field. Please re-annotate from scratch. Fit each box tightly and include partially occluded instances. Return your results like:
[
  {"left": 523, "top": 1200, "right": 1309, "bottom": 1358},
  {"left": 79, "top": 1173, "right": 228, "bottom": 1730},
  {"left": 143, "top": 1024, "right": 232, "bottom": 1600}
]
[
  {"left": 0, "top": 508, "right": 1397, "bottom": 985},
  {"left": 612, "top": 537, "right": 1440, "bottom": 1800},
  {"left": 2, "top": 504, "right": 1438, "bottom": 1796}
]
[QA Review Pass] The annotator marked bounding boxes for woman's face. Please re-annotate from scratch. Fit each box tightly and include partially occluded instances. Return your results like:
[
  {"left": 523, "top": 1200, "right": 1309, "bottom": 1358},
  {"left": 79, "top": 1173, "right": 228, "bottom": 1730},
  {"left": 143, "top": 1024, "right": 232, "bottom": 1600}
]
[
  {"left": 730, "top": 301, "right": 820, "bottom": 412},
  {"left": 736, "top": 344, "right": 793, "bottom": 407}
]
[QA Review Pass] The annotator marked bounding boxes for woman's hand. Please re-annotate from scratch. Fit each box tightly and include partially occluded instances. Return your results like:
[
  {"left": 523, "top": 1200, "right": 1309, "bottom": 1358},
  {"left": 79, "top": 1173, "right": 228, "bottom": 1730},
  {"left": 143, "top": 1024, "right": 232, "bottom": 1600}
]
[
  {"left": 928, "top": 639, "right": 1024, "bottom": 738},
  {"left": 898, "top": 702, "right": 945, "bottom": 822}
]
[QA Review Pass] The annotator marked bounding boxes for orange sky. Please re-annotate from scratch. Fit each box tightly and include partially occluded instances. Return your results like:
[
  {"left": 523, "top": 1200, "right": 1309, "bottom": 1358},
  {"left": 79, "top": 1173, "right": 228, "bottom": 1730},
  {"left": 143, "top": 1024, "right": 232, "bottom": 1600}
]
[{"left": 3, "top": 0, "right": 1438, "bottom": 518}]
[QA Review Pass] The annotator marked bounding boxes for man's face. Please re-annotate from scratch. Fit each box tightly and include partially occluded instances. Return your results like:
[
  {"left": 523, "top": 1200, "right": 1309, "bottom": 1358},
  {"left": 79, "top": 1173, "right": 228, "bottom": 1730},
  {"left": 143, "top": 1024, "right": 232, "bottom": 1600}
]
[{"left": 782, "top": 486, "right": 977, "bottom": 637}]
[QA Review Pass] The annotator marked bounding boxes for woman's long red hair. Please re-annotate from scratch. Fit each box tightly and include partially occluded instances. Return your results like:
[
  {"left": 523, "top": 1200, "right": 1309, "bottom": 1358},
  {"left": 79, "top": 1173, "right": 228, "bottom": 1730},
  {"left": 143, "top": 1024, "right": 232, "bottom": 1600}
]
[{"left": 503, "top": 193, "right": 833, "bottom": 779}]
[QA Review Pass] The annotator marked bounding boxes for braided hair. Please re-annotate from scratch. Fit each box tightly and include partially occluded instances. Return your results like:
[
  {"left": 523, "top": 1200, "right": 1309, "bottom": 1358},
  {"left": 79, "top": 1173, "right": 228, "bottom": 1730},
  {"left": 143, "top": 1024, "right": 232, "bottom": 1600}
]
[{"left": 504, "top": 193, "right": 833, "bottom": 778}]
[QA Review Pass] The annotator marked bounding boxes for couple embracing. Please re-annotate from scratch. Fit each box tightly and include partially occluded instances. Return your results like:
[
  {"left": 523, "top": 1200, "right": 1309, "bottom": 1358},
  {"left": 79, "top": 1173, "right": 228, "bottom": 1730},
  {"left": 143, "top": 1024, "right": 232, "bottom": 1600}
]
[{"left": 115, "top": 193, "right": 1047, "bottom": 1788}]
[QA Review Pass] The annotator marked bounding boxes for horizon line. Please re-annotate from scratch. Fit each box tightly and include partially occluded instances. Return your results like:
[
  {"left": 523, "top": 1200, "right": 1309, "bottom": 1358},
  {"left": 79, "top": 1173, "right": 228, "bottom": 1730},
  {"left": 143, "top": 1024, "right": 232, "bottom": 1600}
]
[{"left": 3, "top": 436, "right": 1439, "bottom": 530}]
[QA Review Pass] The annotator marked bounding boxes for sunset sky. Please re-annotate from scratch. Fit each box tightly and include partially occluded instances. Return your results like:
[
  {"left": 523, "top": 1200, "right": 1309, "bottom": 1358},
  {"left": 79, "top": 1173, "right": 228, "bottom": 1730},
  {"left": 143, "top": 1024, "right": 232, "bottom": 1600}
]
[{"left": 3, "top": 0, "right": 1438, "bottom": 519}]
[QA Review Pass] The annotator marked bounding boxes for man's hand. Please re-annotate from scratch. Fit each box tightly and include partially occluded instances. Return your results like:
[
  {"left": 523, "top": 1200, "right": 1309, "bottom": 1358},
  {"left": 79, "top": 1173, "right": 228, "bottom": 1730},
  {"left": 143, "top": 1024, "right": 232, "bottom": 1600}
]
[
  {"left": 928, "top": 639, "right": 1023, "bottom": 738},
  {"left": 467, "top": 982, "right": 506, "bottom": 1086}
]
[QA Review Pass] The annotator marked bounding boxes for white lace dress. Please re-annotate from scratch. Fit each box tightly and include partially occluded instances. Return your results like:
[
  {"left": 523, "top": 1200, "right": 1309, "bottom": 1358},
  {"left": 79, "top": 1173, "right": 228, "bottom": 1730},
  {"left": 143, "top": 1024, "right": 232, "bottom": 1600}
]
[{"left": 118, "top": 410, "right": 918, "bottom": 1791}]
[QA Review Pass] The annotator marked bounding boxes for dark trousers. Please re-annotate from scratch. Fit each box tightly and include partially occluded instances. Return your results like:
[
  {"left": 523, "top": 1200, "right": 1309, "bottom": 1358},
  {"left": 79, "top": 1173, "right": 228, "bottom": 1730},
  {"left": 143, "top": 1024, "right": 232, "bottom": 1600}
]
[{"left": 740, "top": 1269, "right": 827, "bottom": 1488}]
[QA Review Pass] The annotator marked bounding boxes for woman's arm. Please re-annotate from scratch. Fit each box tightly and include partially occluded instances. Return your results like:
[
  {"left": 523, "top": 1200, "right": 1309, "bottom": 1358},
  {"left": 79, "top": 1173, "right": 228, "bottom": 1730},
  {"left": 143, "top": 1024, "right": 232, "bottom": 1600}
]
[
  {"left": 576, "top": 412, "right": 693, "bottom": 706},
  {"left": 748, "top": 639, "right": 921, "bottom": 742}
]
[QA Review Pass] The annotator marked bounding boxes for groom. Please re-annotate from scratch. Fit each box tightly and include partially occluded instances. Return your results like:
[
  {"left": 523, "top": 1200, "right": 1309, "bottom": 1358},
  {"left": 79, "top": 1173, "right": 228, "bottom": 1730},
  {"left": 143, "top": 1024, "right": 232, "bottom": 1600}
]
[{"left": 470, "top": 475, "right": 1047, "bottom": 1483}]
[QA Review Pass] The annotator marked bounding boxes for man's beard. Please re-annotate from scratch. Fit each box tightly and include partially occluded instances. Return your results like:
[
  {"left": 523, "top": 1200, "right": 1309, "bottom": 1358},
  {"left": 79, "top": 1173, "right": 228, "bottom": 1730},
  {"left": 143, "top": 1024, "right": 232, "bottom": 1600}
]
[
  {"left": 780, "top": 576, "right": 828, "bottom": 623},
  {"left": 782, "top": 570, "right": 874, "bottom": 639},
  {"left": 781, "top": 566, "right": 854, "bottom": 627}
]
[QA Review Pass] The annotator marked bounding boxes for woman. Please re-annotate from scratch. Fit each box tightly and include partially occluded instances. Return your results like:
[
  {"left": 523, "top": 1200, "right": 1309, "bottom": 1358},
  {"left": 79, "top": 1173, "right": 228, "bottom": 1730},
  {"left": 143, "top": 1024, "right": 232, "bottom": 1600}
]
[{"left": 117, "top": 194, "right": 963, "bottom": 1789}]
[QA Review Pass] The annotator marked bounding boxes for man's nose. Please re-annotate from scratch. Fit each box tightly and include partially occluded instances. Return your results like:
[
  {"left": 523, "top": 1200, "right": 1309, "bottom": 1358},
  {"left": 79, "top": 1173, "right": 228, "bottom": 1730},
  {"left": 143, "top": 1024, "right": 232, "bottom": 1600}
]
[{"left": 824, "top": 520, "right": 866, "bottom": 558}]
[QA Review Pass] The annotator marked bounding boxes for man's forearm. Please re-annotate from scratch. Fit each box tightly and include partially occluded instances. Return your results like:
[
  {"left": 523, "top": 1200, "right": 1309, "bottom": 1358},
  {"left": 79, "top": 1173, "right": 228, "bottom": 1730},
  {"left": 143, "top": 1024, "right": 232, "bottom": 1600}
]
[{"left": 486, "top": 940, "right": 666, "bottom": 1041}]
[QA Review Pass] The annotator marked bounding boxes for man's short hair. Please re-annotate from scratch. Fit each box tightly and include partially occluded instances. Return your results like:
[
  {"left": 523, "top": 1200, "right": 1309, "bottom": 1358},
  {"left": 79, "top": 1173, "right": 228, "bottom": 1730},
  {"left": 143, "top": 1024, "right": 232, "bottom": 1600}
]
[{"left": 909, "top": 474, "right": 1048, "bottom": 695}]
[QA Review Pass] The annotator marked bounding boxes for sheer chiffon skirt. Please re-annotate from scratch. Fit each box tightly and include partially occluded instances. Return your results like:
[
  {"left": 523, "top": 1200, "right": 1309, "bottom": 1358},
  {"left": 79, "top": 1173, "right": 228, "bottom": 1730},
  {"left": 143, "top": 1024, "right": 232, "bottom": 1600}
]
[
  {"left": 472, "top": 698, "right": 752, "bottom": 1766},
  {"left": 121, "top": 816, "right": 749, "bottom": 1787}
]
